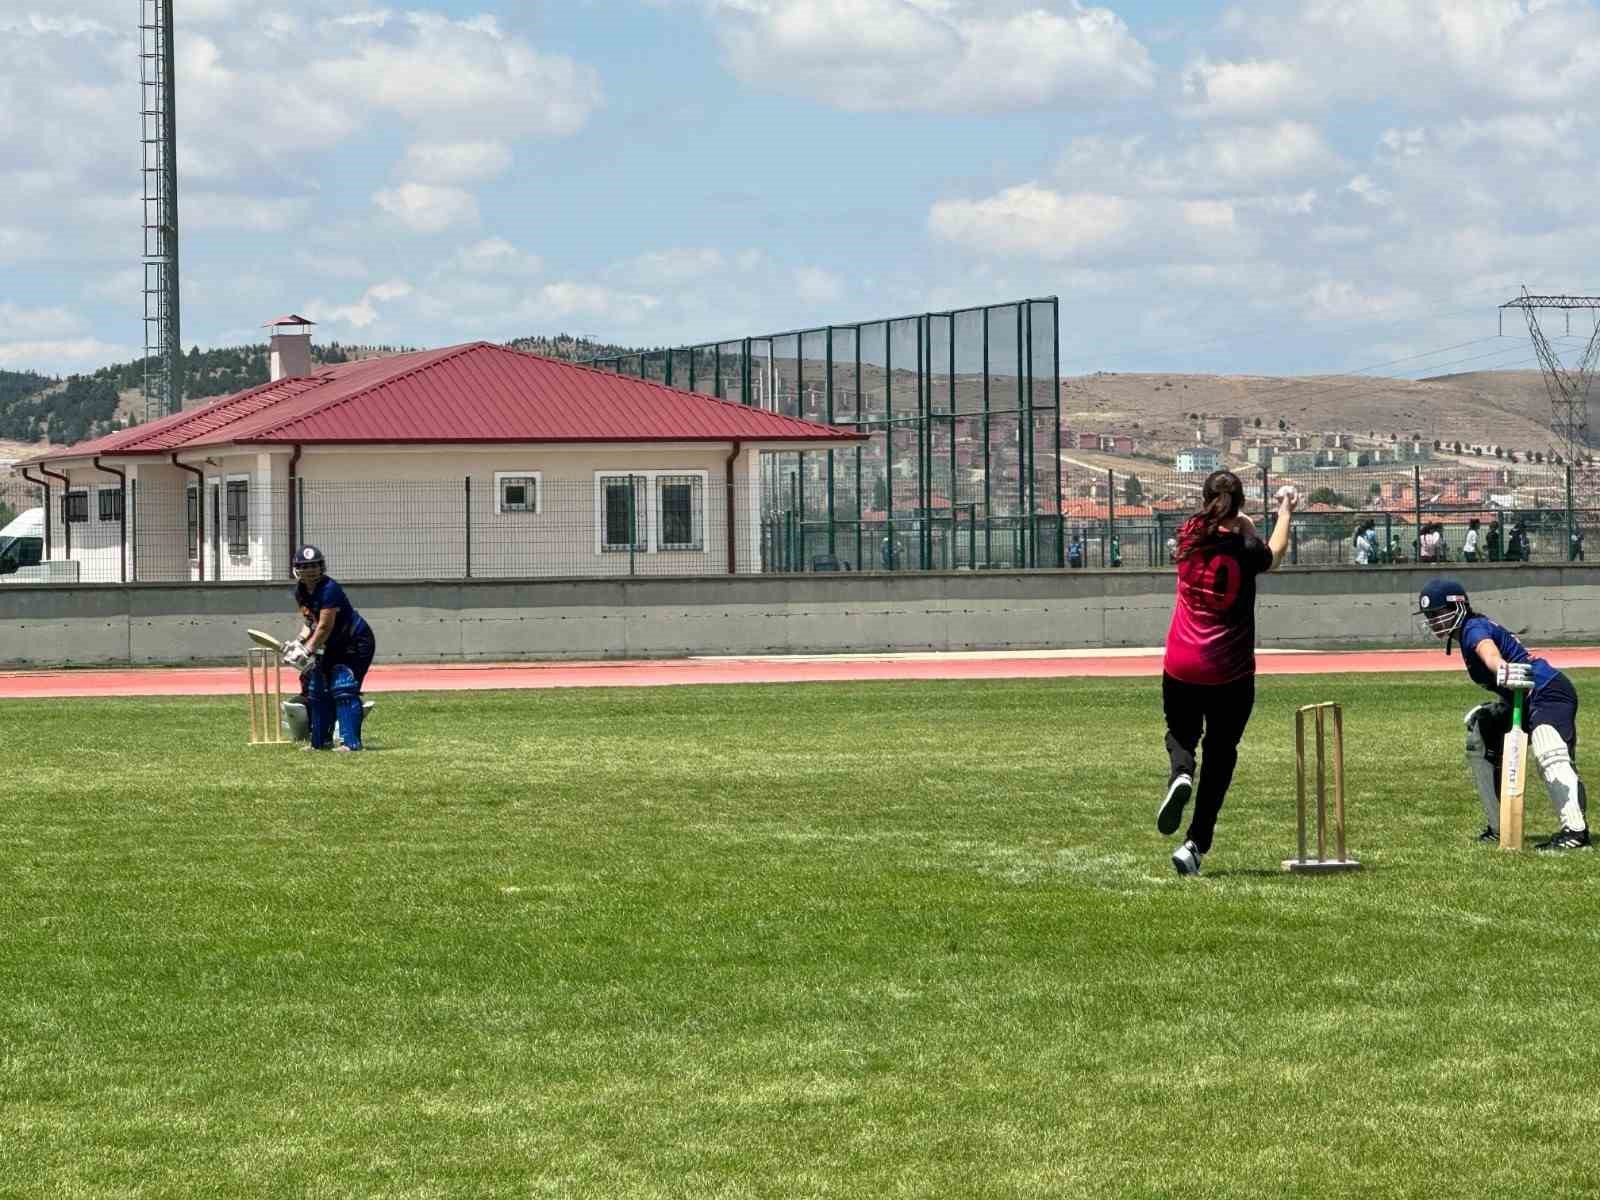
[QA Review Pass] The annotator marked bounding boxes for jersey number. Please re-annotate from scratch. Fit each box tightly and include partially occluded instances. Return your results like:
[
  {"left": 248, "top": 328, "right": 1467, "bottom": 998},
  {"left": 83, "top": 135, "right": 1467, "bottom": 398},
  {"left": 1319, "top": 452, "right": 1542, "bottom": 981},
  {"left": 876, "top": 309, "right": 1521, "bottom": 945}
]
[{"left": 1190, "top": 553, "right": 1242, "bottom": 613}]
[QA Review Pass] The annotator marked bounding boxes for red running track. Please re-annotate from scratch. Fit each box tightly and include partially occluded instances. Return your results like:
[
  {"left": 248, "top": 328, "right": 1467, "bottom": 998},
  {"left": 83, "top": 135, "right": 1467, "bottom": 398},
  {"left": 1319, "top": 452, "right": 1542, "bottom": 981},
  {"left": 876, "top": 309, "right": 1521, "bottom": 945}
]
[{"left": 6, "top": 647, "right": 1600, "bottom": 699}]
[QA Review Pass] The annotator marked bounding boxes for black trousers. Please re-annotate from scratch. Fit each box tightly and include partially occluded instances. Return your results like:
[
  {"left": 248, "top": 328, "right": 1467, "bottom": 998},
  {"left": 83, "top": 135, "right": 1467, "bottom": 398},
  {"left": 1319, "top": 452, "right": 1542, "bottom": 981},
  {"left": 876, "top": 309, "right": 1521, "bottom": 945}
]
[{"left": 1162, "top": 672, "right": 1256, "bottom": 854}]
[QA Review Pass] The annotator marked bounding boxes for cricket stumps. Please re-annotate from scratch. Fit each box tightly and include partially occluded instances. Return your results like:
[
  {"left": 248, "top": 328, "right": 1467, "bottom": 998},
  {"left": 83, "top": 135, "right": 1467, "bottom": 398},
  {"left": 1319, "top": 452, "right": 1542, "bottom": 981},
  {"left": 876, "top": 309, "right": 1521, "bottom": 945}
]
[
  {"left": 247, "top": 647, "right": 289, "bottom": 746},
  {"left": 1284, "top": 701, "right": 1362, "bottom": 873}
]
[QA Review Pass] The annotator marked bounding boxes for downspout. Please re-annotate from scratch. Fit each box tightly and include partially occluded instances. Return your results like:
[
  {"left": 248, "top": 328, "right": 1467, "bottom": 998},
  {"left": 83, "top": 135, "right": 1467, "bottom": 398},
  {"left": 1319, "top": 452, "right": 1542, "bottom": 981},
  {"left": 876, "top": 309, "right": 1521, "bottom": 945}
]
[
  {"left": 172, "top": 454, "right": 206, "bottom": 580},
  {"left": 287, "top": 444, "right": 302, "bottom": 579},
  {"left": 726, "top": 440, "right": 742, "bottom": 575},
  {"left": 38, "top": 465, "right": 71, "bottom": 559},
  {"left": 93, "top": 457, "right": 128, "bottom": 583},
  {"left": 19, "top": 468, "right": 51, "bottom": 559}
]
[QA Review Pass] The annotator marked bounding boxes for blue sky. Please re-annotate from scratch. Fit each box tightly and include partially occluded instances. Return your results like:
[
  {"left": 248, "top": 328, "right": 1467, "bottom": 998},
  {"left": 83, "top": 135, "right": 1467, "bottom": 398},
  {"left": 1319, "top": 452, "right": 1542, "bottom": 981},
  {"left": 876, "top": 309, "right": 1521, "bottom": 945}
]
[{"left": 5, "top": 0, "right": 1600, "bottom": 380}]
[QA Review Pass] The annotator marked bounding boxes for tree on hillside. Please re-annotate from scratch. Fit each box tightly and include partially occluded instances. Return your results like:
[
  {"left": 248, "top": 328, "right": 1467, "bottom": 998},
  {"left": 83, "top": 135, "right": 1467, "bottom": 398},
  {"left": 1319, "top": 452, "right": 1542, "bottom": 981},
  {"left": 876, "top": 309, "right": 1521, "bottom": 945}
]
[
  {"left": 1308, "top": 486, "right": 1356, "bottom": 509},
  {"left": 1253, "top": 416, "right": 1262, "bottom": 428},
  {"left": 1277, "top": 418, "right": 1287, "bottom": 431},
  {"left": 1123, "top": 474, "right": 1144, "bottom": 505}
]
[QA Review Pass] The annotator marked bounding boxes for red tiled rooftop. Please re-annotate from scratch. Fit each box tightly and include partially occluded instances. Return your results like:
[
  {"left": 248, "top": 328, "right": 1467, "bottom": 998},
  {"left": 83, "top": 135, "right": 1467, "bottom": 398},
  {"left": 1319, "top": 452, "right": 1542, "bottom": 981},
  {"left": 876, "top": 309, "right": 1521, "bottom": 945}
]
[{"left": 24, "top": 343, "right": 864, "bottom": 465}]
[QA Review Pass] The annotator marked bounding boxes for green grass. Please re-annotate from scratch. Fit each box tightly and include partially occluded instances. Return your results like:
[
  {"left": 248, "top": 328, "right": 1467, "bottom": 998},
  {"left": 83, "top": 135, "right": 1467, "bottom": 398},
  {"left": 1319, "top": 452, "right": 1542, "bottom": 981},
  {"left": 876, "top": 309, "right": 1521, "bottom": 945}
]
[{"left": 4, "top": 675, "right": 1600, "bottom": 1198}]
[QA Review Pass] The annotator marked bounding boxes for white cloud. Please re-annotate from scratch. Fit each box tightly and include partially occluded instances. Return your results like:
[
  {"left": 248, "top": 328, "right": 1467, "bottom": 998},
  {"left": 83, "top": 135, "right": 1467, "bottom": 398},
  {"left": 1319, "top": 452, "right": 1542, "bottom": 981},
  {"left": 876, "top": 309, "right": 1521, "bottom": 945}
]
[
  {"left": 0, "top": 338, "right": 130, "bottom": 370},
  {"left": 1222, "top": 0, "right": 1600, "bottom": 110},
  {"left": 84, "top": 269, "right": 145, "bottom": 302},
  {"left": 0, "top": 303, "right": 85, "bottom": 338},
  {"left": 510, "top": 282, "right": 661, "bottom": 324},
  {"left": 611, "top": 248, "right": 728, "bottom": 287},
  {"left": 1180, "top": 57, "right": 1303, "bottom": 118},
  {"left": 710, "top": 0, "right": 1154, "bottom": 112},
  {"left": 1343, "top": 175, "right": 1392, "bottom": 206},
  {"left": 929, "top": 184, "right": 1132, "bottom": 260},
  {"left": 373, "top": 183, "right": 480, "bottom": 234},
  {"left": 1182, "top": 200, "right": 1236, "bottom": 230},
  {"left": 793, "top": 266, "right": 843, "bottom": 305},
  {"left": 302, "top": 280, "right": 414, "bottom": 330},
  {"left": 1183, "top": 121, "right": 1337, "bottom": 186},
  {"left": 292, "top": 250, "right": 371, "bottom": 281},
  {"left": 308, "top": 12, "right": 603, "bottom": 139},
  {"left": 453, "top": 238, "right": 543, "bottom": 276},
  {"left": 399, "top": 141, "right": 514, "bottom": 184},
  {"left": 186, "top": 193, "right": 316, "bottom": 232},
  {"left": 1302, "top": 280, "right": 1423, "bottom": 323}
]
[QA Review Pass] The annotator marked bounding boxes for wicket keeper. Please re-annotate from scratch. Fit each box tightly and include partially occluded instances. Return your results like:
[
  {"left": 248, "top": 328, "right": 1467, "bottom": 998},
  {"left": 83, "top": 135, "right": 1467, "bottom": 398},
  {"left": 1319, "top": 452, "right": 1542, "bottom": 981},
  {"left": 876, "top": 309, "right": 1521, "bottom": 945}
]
[
  {"left": 292, "top": 545, "right": 376, "bottom": 752},
  {"left": 1415, "top": 578, "right": 1590, "bottom": 849}
]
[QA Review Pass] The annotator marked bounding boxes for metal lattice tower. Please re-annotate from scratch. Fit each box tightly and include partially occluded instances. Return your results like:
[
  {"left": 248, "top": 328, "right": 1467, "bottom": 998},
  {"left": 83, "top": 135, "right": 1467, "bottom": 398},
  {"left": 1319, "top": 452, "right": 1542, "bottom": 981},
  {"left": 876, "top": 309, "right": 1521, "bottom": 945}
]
[
  {"left": 140, "top": 0, "right": 182, "bottom": 422},
  {"left": 1500, "top": 288, "right": 1600, "bottom": 466}
]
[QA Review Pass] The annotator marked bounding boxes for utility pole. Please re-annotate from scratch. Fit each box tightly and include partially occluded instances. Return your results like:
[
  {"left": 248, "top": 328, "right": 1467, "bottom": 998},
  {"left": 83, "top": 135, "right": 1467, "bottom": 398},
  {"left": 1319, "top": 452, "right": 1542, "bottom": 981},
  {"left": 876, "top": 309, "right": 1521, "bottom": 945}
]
[{"left": 140, "top": 0, "right": 182, "bottom": 421}]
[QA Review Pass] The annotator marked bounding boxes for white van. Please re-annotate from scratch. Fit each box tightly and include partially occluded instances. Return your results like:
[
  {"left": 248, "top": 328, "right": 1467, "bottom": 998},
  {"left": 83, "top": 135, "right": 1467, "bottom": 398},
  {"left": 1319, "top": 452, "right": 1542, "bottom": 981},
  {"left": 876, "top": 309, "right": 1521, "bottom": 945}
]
[{"left": 0, "top": 507, "right": 76, "bottom": 583}]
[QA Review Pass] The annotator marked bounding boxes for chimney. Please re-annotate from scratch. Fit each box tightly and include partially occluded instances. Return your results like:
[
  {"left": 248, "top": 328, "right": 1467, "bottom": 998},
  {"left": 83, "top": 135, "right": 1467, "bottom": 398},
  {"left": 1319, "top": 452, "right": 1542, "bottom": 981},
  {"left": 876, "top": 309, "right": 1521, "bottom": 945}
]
[{"left": 265, "top": 314, "right": 316, "bottom": 381}]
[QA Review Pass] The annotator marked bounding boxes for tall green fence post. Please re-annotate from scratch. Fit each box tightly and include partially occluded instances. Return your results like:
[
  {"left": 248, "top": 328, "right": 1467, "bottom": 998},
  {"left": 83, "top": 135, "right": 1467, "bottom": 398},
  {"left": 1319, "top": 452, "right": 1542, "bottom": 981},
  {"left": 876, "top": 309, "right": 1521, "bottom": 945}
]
[
  {"left": 1106, "top": 468, "right": 1116, "bottom": 567},
  {"left": 1413, "top": 464, "right": 1423, "bottom": 561},
  {"left": 1567, "top": 464, "right": 1576, "bottom": 559}
]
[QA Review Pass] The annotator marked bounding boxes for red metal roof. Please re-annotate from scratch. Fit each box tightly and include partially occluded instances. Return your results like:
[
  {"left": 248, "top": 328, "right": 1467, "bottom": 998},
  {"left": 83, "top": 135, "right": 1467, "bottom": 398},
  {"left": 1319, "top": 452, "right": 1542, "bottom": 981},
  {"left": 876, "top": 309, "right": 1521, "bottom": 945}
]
[{"left": 24, "top": 343, "right": 864, "bottom": 464}]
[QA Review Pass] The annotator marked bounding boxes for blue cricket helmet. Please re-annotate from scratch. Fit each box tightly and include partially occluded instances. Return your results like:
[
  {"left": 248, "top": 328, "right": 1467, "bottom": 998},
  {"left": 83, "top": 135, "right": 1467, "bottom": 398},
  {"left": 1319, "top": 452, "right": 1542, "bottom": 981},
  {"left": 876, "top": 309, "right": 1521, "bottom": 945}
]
[
  {"left": 1416, "top": 577, "right": 1470, "bottom": 648},
  {"left": 293, "top": 544, "right": 326, "bottom": 571}
]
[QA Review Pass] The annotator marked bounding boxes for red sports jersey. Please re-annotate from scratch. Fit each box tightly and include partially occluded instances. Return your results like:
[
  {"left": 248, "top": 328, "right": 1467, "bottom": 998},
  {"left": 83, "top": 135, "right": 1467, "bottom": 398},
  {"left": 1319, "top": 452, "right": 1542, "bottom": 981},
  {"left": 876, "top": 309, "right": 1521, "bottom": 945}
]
[{"left": 1163, "top": 531, "right": 1273, "bottom": 685}]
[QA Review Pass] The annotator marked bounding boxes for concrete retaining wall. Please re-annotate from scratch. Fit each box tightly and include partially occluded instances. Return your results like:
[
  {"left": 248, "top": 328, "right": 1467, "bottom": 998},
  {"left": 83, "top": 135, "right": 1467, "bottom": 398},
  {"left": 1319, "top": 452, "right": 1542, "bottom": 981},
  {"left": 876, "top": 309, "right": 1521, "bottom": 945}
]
[{"left": 0, "top": 564, "right": 1596, "bottom": 667}]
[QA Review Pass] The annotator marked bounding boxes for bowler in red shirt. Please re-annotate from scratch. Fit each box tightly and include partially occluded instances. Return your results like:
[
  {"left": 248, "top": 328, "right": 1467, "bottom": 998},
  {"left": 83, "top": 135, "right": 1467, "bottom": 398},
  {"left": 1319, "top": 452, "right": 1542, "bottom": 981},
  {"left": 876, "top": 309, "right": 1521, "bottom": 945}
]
[{"left": 1158, "top": 470, "right": 1297, "bottom": 876}]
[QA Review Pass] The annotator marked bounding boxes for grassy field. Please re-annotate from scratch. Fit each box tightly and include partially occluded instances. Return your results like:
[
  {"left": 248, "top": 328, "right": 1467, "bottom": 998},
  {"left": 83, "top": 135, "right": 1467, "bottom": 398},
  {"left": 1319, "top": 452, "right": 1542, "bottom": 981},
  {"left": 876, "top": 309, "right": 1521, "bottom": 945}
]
[{"left": 4, "top": 674, "right": 1600, "bottom": 1198}]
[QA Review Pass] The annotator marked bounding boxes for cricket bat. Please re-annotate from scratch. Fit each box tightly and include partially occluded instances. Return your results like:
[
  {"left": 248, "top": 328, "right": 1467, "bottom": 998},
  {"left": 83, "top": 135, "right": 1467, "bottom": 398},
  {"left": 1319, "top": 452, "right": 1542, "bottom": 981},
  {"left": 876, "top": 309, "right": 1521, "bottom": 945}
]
[
  {"left": 1500, "top": 691, "right": 1527, "bottom": 852},
  {"left": 246, "top": 628, "right": 284, "bottom": 652}
]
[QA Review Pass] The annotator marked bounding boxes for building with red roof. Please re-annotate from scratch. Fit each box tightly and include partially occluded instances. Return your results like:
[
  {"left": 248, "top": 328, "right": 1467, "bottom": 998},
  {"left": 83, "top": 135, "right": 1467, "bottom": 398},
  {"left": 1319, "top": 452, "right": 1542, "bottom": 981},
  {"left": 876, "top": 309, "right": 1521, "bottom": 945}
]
[{"left": 14, "top": 324, "right": 863, "bottom": 582}]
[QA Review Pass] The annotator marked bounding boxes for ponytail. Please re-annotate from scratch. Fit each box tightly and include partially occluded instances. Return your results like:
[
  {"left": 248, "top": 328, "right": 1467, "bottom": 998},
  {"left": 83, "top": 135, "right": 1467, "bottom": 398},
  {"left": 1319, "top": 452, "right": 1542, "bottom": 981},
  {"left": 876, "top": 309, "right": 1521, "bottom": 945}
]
[{"left": 1175, "top": 470, "right": 1245, "bottom": 561}]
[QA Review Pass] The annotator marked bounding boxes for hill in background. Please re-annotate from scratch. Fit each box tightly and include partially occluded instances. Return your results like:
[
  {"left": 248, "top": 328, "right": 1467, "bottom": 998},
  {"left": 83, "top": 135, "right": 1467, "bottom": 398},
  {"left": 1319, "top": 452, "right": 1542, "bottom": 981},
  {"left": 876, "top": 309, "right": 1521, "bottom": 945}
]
[{"left": 1060, "top": 369, "right": 1573, "bottom": 465}]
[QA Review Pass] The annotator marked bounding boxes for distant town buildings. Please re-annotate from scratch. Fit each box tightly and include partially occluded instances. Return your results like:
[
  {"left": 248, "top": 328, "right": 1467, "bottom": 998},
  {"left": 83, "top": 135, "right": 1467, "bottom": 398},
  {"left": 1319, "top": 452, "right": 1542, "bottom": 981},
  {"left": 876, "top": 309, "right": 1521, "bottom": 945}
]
[{"left": 1175, "top": 446, "right": 1223, "bottom": 472}]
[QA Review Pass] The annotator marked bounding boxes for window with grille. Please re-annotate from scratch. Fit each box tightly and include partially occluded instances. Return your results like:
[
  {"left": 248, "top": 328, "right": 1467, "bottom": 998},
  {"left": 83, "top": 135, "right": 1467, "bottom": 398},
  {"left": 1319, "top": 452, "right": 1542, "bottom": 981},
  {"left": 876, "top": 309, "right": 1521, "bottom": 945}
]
[
  {"left": 62, "top": 490, "right": 88, "bottom": 524},
  {"left": 600, "top": 476, "right": 646, "bottom": 551},
  {"left": 495, "top": 473, "right": 540, "bottom": 514},
  {"left": 98, "top": 488, "right": 123, "bottom": 522},
  {"left": 657, "top": 475, "right": 703, "bottom": 550},
  {"left": 186, "top": 486, "right": 199, "bottom": 561},
  {"left": 225, "top": 478, "right": 249, "bottom": 556}
]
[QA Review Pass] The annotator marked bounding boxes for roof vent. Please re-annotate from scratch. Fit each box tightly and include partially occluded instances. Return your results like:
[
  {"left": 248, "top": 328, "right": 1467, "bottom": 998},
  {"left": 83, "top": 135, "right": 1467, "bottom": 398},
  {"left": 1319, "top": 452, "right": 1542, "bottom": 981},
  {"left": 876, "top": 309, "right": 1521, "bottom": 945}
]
[{"left": 265, "top": 314, "right": 316, "bottom": 382}]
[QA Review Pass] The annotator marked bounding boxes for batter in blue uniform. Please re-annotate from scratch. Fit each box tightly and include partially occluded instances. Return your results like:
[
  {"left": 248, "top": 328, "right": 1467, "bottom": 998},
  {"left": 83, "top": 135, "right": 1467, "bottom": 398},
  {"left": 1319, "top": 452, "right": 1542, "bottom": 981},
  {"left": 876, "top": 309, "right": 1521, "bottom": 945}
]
[
  {"left": 292, "top": 544, "right": 375, "bottom": 752},
  {"left": 1415, "top": 578, "right": 1589, "bottom": 849}
]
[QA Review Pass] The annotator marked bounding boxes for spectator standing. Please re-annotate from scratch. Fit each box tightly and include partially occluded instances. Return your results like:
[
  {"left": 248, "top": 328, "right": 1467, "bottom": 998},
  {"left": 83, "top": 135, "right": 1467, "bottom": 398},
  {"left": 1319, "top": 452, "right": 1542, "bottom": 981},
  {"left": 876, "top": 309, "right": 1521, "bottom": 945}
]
[{"left": 1508, "top": 522, "right": 1531, "bottom": 562}]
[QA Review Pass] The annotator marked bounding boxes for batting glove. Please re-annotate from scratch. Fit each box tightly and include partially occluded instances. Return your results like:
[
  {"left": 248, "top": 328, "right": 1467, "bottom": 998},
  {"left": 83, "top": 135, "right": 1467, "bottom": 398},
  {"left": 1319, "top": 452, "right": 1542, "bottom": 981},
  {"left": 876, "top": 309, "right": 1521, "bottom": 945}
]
[
  {"left": 1495, "top": 661, "right": 1533, "bottom": 691},
  {"left": 281, "top": 641, "right": 316, "bottom": 675}
]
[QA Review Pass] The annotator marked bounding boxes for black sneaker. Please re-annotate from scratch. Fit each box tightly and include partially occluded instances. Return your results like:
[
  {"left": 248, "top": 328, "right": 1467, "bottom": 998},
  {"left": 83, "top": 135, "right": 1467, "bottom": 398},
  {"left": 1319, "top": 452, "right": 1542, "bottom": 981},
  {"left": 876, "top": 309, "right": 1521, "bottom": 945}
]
[
  {"left": 1172, "top": 839, "right": 1203, "bottom": 877},
  {"left": 1475, "top": 825, "right": 1499, "bottom": 844},
  {"left": 1536, "top": 826, "right": 1593, "bottom": 851},
  {"left": 1158, "top": 774, "right": 1192, "bottom": 836}
]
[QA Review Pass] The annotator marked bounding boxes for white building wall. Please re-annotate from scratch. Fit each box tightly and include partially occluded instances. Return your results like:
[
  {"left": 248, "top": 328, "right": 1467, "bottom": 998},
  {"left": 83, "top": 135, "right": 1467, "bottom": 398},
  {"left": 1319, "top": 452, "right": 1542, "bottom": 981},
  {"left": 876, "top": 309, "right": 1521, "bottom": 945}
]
[
  {"left": 290, "top": 444, "right": 766, "bottom": 579},
  {"left": 43, "top": 465, "right": 128, "bottom": 584},
  {"left": 37, "top": 443, "right": 792, "bottom": 581}
]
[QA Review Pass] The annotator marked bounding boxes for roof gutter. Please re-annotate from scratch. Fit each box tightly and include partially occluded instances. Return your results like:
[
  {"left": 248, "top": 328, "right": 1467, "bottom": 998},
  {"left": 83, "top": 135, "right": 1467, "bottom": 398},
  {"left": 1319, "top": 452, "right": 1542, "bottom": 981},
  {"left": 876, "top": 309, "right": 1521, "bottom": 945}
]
[
  {"left": 93, "top": 457, "right": 128, "bottom": 583},
  {"left": 726, "top": 440, "right": 741, "bottom": 576},
  {"left": 37, "top": 465, "right": 71, "bottom": 559},
  {"left": 287, "top": 444, "right": 302, "bottom": 578},
  {"left": 172, "top": 453, "right": 206, "bottom": 581},
  {"left": 18, "top": 467, "right": 51, "bottom": 560}
]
